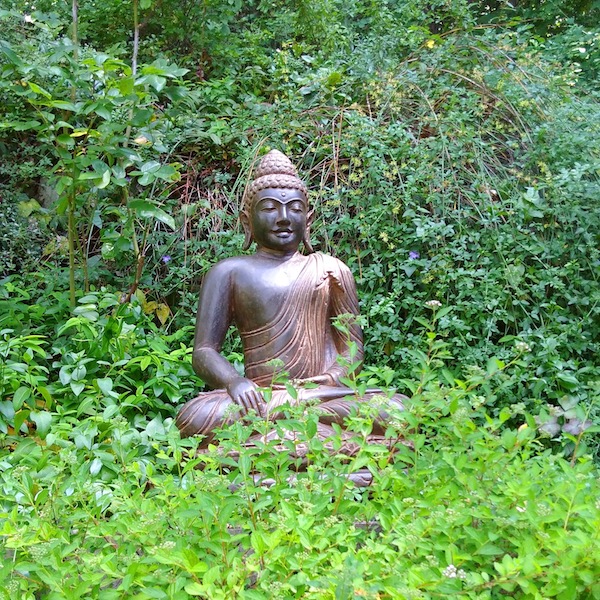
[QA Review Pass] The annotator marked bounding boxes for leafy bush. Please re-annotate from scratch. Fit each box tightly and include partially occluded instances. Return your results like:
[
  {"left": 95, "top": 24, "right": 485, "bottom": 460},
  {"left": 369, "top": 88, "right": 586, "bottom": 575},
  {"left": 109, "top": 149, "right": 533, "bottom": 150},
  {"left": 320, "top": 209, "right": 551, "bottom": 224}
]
[
  {"left": 0, "top": 276, "right": 203, "bottom": 436},
  {"left": 0, "top": 7, "right": 599, "bottom": 596},
  {"left": 1, "top": 353, "right": 598, "bottom": 598}
]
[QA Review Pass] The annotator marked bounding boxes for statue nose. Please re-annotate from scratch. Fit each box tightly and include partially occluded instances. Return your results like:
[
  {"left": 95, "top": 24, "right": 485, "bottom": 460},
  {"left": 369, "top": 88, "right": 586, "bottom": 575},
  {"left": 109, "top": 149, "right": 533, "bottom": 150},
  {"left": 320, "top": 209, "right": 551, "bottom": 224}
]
[{"left": 277, "top": 205, "right": 290, "bottom": 223}]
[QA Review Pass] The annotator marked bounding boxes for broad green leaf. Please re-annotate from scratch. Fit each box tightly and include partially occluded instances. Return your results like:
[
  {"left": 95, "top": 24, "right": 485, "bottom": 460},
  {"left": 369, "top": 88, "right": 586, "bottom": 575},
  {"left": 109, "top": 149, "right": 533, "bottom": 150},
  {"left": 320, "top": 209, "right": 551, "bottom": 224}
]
[
  {"left": 97, "top": 168, "right": 111, "bottom": 189},
  {"left": 155, "top": 164, "right": 179, "bottom": 181},
  {"left": 118, "top": 76, "right": 134, "bottom": 96},
  {"left": 12, "top": 386, "right": 31, "bottom": 410},
  {"left": 95, "top": 104, "right": 111, "bottom": 120},
  {"left": 71, "top": 365, "right": 87, "bottom": 381},
  {"left": 11, "top": 120, "right": 41, "bottom": 131},
  {"left": 59, "top": 366, "right": 71, "bottom": 385},
  {"left": 557, "top": 372, "right": 579, "bottom": 390},
  {"left": 103, "top": 404, "right": 119, "bottom": 419},
  {"left": 112, "top": 164, "right": 126, "bottom": 180},
  {"left": 146, "top": 417, "right": 165, "bottom": 437},
  {"left": 326, "top": 71, "right": 342, "bottom": 88},
  {"left": 0, "top": 40, "right": 24, "bottom": 67},
  {"left": 70, "top": 381, "right": 85, "bottom": 396},
  {"left": 209, "top": 132, "right": 222, "bottom": 145},
  {"left": 18, "top": 198, "right": 41, "bottom": 217},
  {"left": 27, "top": 81, "right": 52, "bottom": 99},
  {"left": 14, "top": 409, "right": 30, "bottom": 434},
  {"left": 129, "top": 199, "right": 176, "bottom": 230},
  {"left": 30, "top": 410, "right": 52, "bottom": 437},
  {"left": 90, "top": 457, "right": 103, "bottom": 476},
  {"left": 486, "top": 357, "right": 504, "bottom": 375},
  {"left": 97, "top": 378, "right": 113, "bottom": 395},
  {"left": 131, "top": 108, "right": 153, "bottom": 126},
  {"left": 140, "top": 74, "right": 166, "bottom": 92},
  {"left": 140, "top": 160, "right": 161, "bottom": 174},
  {"left": 184, "top": 583, "right": 205, "bottom": 596},
  {"left": 38, "top": 386, "right": 52, "bottom": 406},
  {"left": 79, "top": 171, "right": 102, "bottom": 181},
  {"left": 477, "top": 543, "right": 505, "bottom": 555},
  {"left": 436, "top": 306, "right": 453, "bottom": 319},
  {"left": 0, "top": 400, "right": 15, "bottom": 421},
  {"left": 138, "top": 172, "right": 155, "bottom": 185},
  {"left": 50, "top": 100, "right": 77, "bottom": 111},
  {"left": 56, "top": 133, "right": 75, "bottom": 147}
]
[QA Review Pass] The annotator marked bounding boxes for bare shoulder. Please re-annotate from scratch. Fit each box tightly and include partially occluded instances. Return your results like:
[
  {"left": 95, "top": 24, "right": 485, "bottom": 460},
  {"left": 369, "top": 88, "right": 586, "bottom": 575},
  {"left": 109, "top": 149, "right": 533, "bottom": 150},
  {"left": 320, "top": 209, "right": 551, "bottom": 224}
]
[{"left": 204, "top": 255, "right": 253, "bottom": 279}]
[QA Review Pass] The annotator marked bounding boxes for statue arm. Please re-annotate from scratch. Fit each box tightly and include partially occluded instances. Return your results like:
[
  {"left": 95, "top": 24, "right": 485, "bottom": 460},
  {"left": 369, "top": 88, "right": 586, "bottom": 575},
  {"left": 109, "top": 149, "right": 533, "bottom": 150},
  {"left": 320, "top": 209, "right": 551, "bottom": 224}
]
[
  {"left": 323, "top": 260, "right": 364, "bottom": 384},
  {"left": 192, "top": 262, "right": 264, "bottom": 414}
]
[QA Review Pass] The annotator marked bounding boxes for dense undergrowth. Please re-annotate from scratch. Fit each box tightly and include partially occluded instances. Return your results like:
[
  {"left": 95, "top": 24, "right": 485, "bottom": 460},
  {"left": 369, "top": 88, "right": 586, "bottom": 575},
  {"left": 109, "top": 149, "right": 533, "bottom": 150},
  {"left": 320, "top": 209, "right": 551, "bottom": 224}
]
[
  {"left": 1, "top": 295, "right": 599, "bottom": 598},
  {"left": 1, "top": 1, "right": 599, "bottom": 597}
]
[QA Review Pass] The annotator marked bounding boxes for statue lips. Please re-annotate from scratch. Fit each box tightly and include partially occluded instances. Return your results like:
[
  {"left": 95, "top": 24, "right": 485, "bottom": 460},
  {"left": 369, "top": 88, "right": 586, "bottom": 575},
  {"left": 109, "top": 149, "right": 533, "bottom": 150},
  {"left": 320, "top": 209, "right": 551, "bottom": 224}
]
[{"left": 273, "top": 228, "right": 293, "bottom": 237}]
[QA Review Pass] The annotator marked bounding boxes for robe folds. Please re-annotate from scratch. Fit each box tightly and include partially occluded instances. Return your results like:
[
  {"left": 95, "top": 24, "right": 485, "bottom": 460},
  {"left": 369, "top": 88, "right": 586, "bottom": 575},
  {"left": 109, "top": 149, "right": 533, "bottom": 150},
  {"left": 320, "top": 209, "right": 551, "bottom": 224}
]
[{"left": 176, "top": 252, "right": 403, "bottom": 441}]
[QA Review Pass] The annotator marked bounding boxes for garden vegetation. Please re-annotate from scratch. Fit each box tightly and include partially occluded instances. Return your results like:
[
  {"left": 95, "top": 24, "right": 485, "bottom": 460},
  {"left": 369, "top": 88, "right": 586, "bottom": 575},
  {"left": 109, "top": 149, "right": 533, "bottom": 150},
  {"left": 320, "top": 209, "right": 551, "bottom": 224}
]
[{"left": 0, "top": 0, "right": 599, "bottom": 597}]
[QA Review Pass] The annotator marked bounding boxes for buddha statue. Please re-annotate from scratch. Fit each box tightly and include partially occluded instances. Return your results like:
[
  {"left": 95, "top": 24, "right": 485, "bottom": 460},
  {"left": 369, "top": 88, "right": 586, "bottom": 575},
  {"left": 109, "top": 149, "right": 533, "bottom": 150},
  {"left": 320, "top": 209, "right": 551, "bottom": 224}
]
[{"left": 176, "top": 150, "right": 403, "bottom": 445}]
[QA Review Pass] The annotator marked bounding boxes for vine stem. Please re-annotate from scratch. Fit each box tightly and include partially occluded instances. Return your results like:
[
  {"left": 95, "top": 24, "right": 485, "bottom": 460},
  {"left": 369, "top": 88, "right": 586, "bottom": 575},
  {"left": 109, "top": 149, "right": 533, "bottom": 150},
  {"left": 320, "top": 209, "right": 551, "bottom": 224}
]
[{"left": 66, "top": 0, "right": 79, "bottom": 308}]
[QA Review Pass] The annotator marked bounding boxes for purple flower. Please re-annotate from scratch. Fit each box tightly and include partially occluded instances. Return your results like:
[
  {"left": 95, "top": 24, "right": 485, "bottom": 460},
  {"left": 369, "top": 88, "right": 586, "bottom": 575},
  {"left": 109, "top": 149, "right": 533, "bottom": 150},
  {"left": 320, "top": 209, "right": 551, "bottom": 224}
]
[
  {"left": 409, "top": 251, "right": 420, "bottom": 260},
  {"left": 161, "top": 255, "right": 171, "bottom": 264}
]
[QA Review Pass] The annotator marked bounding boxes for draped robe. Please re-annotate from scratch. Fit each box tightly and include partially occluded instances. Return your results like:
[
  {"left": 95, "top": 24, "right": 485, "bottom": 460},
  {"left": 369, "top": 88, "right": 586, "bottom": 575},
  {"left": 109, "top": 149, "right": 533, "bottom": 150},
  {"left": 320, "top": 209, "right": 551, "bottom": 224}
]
[{"left": 176, "top": 252, "right": 402, "bottom": 440}]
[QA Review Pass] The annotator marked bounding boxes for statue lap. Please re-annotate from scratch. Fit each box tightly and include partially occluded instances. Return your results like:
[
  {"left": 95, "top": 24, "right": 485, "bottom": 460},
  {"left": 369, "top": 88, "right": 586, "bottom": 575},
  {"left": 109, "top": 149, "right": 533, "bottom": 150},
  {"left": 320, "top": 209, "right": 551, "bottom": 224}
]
[{"left": 176, "top": 386, "right": 406, "bottom": 445}]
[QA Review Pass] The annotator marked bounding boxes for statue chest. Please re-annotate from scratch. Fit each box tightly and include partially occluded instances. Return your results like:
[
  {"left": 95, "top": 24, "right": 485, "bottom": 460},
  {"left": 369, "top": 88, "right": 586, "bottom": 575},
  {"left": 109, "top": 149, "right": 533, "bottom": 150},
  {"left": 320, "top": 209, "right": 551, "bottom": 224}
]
[{"left": 232, "top": 264, "right": 330, "bottom": 333}]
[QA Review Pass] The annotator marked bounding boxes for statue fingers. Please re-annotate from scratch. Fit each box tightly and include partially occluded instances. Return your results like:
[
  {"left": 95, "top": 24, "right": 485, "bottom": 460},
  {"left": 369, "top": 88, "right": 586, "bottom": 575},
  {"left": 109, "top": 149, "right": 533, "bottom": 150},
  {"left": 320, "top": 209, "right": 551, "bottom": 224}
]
[
  {"left": 240, "top": 389, "right": 264, "bottom": 415},
  {"left": 250, "top": 389, "right": 266, "bottom": 416}
]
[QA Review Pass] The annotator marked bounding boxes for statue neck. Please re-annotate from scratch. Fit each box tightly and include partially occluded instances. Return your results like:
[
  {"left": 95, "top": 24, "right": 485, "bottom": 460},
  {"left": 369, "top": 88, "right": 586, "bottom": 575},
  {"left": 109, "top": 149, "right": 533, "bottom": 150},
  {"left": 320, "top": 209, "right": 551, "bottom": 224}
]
[{"left": 255, "top": 247, "right": 300, "bottom": 261}]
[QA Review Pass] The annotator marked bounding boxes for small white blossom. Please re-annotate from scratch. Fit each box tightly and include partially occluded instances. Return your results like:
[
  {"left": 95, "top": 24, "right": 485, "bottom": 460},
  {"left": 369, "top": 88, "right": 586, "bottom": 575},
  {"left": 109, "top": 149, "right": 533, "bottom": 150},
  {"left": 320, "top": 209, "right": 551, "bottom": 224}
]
[
  {"left": 425, "top": 300, "right": 442, "bottom": 308},
  {"left": 158, "top": 541, "right": 176, "bottom": 550},
  {"left": 443, "top": 564, "right": 458, "bottom": 578},
  {"left": 515, "top": 341, "right": 532, "bottom": 353},
  {"left": 443, "top": 564, "right": 466, "bottom": 579}
]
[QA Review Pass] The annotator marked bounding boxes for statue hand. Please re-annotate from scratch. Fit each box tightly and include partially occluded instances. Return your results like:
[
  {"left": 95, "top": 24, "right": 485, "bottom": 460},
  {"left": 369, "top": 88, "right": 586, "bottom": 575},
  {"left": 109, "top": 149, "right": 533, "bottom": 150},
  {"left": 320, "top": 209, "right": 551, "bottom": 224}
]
[{"left": 226, "top": 377, "right": 265, "bottom": 416}]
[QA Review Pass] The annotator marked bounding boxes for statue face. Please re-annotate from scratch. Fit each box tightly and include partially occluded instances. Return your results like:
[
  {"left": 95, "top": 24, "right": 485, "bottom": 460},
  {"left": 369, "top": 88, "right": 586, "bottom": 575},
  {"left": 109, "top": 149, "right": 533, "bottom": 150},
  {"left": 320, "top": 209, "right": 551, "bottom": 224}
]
[{"left": 250, "top": 188, "right": 308, "bottom": 252}]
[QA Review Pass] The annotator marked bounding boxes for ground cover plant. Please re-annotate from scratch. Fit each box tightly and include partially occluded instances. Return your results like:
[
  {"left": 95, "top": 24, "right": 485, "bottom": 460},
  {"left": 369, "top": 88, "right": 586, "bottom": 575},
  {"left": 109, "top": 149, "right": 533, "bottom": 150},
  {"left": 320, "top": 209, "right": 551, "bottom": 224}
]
[
  {"left": 1, "top": 299, "right": 599, "bottom": 598},
  {"left": 1, "top": 1, "right": 599, "bottom": 598}
]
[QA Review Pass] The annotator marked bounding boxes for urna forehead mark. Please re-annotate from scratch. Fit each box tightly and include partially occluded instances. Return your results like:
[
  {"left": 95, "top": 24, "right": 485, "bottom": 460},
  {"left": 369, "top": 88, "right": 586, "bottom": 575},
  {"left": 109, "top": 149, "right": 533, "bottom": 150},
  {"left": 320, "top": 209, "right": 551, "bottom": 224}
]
[{"left": 255, "top": 187, "right": 307, "bottom": 205}]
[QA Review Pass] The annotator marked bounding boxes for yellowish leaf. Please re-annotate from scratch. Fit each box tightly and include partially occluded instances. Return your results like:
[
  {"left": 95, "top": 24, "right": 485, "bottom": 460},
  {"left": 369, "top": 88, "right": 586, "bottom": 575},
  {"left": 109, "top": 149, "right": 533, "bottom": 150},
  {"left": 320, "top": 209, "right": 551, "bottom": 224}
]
[
  {"left": 156, "top": 303, "right": 170, "bottom": 325},
  {"left": 143, "top": 300, "right": 158, "bottom": 314}
]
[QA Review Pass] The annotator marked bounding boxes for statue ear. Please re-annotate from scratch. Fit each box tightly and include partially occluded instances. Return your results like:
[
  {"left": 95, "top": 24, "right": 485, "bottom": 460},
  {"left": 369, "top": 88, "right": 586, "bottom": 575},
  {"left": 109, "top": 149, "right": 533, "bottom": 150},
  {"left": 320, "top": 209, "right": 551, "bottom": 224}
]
[
  {"left": 303, "top": 208, "right": 315, "bottom": 254},
  {"left": 240, "top": 212, "right": 253, "bottom": 250}
]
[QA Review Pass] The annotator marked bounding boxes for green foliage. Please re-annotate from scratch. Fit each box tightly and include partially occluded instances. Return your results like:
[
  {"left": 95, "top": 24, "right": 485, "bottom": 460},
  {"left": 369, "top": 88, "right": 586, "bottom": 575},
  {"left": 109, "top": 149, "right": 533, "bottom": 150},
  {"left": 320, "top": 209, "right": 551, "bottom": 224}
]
[
  {"left": 0, "top": 6, "right": 599, "bottom": 596},
  {"left": 0, "top": 191, "right": 47, "bottom": 277},
  {"left": 5, "top": 3, "right": 598, "bottom": 449},
  {"left": 0, "top": 8, "right": 188, "bottom": 304},
  {"left": 0, "top": 275, "right": 202, "bottom": 436},
  {"left": 1, "top": 349, "right": 599, "bottom": 598},
  {"left": 156, "top": 23, "right": 599, "bottom": 449}
]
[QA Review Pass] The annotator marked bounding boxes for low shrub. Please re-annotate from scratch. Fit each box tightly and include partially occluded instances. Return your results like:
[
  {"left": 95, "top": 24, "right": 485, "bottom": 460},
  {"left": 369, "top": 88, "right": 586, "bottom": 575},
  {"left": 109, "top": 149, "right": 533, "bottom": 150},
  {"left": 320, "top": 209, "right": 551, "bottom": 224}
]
[{"left": 1, "top": 358, "right": 598, "bottom": 599}]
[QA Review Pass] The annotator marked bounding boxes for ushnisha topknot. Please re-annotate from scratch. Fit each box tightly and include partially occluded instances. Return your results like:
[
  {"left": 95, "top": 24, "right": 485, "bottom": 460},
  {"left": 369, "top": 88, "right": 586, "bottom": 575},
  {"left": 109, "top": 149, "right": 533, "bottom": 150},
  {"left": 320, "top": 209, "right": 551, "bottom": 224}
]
[{"left": 245, "top": 149, "right": 308, "bottom": 207}]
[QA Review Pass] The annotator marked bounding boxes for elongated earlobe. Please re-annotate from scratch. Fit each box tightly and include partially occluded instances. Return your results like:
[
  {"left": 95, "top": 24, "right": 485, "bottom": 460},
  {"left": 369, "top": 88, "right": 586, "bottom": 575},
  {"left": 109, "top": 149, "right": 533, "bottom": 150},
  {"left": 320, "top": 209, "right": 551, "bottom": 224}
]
[
  {"left": 240, "top": 212, "right": 253, "bottom": 250},
  {"left": 303, "top": 230, "right": 314, "bottom": 254},
  {"left": 303, "top": 208, "right": 315, "bottom": 253}
]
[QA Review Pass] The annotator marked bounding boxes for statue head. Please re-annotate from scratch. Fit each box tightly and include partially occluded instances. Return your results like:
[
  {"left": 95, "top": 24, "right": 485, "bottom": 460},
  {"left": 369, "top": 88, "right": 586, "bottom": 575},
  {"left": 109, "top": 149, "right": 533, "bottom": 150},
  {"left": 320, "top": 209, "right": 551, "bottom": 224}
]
[{"left": 241, "top": 150, "right": 314, "bottom": 253}]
